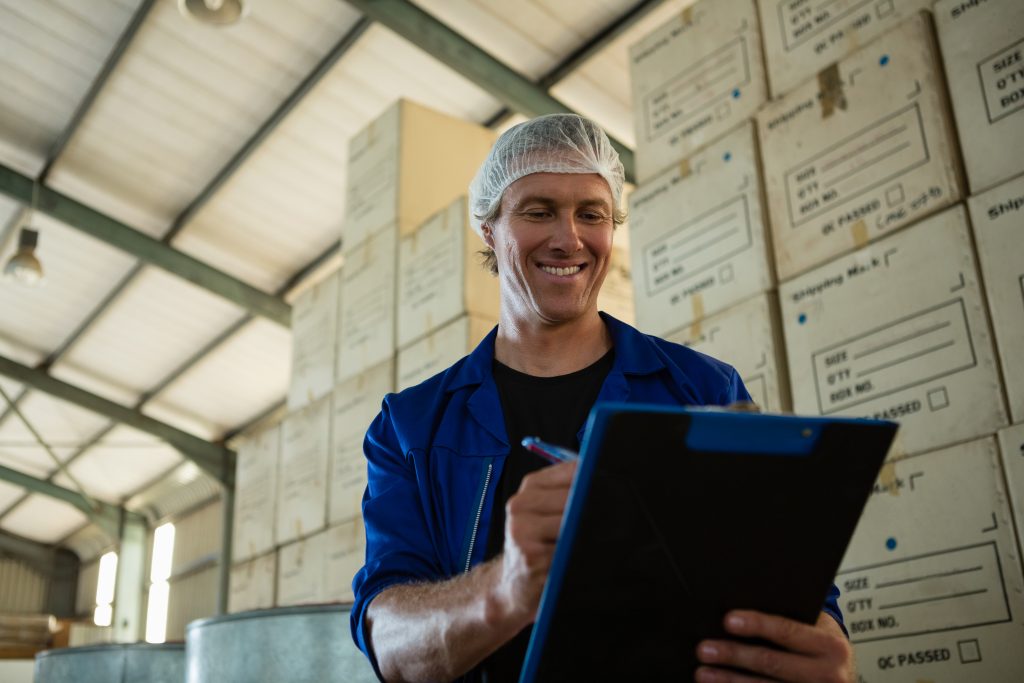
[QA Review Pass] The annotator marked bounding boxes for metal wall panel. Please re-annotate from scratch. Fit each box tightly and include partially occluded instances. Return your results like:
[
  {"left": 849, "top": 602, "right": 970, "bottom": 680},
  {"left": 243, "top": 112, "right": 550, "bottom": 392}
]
[
  {"left": 165, "top": 565, "right": 218, "bottom": 641},
  {"left": 0, "top": 557, "right": 47, "bottom": 613},
  {"left": 75, "top": 556, "right": 100, "bottom": 617},
  {"left": 171, "top": 499, "right": 221, "bottom": 572}
]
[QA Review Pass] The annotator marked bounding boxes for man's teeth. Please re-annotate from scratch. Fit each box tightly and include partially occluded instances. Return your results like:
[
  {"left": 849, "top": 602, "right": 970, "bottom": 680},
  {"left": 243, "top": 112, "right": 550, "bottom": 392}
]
[{"left": 540, "top": 265, "right": 582, "bottom": 276}]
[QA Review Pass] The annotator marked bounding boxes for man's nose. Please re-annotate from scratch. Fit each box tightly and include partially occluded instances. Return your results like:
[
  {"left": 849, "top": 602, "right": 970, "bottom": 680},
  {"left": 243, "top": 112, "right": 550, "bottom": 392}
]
[{"left": 549, "top": 212, "right": 584, "bottom": 252}]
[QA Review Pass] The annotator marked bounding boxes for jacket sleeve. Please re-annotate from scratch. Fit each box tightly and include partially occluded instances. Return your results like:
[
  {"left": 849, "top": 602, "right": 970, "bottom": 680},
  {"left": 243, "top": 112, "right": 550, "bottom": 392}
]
[
  {"left": 721, "top": 367, "right": 754, "bottom": 405},
  {"left": 350, "top": 397, "right": 445, "bottom": 678}
]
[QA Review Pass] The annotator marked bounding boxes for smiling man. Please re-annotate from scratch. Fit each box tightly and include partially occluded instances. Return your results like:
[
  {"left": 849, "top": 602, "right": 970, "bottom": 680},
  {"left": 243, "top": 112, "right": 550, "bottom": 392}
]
[{"left": 351, "top": 114, "right": 854, "bottom": 683}]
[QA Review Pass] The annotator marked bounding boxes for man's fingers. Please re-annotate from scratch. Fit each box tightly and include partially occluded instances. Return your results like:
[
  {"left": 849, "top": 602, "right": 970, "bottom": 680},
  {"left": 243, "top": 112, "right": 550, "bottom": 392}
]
[
  {"left": 518, "top": 461, "right": 577, "bottom": 490},
  {"left": 697, "top": 639, "right": 818, "bottom": 683},
  {"left": 507, "top": 511, "right": 564, "bottom": 543},
  {"left": 694, "top": 665, "right": 776, "bottom": 683},
  {"left": 722, "top": 611, "right": 838, "bottom": 656}
]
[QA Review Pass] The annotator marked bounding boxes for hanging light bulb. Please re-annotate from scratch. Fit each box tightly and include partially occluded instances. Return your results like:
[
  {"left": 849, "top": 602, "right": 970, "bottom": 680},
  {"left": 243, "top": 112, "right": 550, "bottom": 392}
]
[
  {"left": 3, "top": 228, "right": 43, "bottom": 286},
  {"left": 178, "top": 0, "right": 248, "bottom": 25}
]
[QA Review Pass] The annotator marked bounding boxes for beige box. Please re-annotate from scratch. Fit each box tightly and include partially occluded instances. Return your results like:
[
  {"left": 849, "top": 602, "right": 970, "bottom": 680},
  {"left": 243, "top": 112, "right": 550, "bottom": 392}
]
[
  {"left": 969, "top": 173, "right": 1024, "bottom": 423},
  {"left": 336, "top": 227, "right": 396, "bottom": 384},
  {"left": 324, "top": 518, "right": 366, "bottom": 604},
  {"left": 665, "top": 293, "right": 790, "bottom": 412},
  {"left": 936, "top": 0, "right": 1024, "bottom": 194},
  {"left": 397, "top": 314, "right": 493, "bottom": 391},
  {"left": 757, "top": 13, "right": 963, "bottom": 281},
  {"left": 836, "top": 438, "right": 1024, "bottom": 682},
  {"left": 997, "top": 422, "right": 1024, "bottom": 560},
  {"left": 344, "top": 100, "right": 495, "bottom": 253},
  {"left": 628, "top": 0, "right": 768, "bottom": 182},
  {"left": 276, "top": 530, "right": 327, "bottom": 607},
  {"left": 287, "top": 271, "right": 339, "bottom": 410},
  {"left": 779, "top": 206, "right": 1007, "bottom": 457},
  {"left": 329, "top": 360, "right": 393, "bottom": 525},
  {"left": 232, "top": 425, "right": 279, "bottom": 563},
  {"left": 628, "top": 122, "right": 773, "bottom": 337},
  {"left": 598, "top": 245, "right": 635, "bottom": 325},
  {"left": 397, "top": 196, "right": 499, "bottom": 348},
  {"left": 757, "top": 0, "right": 933, "bottom": 98},
  {"left": 228, "top": 552, "right": 276, "bottom": 614},
  {"left": 276, "top": 397, "right": 330, "bottom": 545}
]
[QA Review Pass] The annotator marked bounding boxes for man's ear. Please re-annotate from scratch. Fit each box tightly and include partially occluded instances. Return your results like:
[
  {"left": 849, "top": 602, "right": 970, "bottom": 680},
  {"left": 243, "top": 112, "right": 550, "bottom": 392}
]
[{"left": 481, "top": 224, "right": 495, "bottom": 250}]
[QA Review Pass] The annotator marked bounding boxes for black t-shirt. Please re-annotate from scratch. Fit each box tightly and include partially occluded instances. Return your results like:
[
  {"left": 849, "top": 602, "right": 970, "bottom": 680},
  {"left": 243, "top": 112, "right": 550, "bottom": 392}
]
[{"left": 477, "top": 349, "right": 615, "bottom": 683}]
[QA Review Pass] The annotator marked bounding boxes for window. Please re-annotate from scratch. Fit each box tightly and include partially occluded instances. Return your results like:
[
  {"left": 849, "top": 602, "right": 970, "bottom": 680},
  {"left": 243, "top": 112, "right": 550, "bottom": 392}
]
[
  {"left": 93, "top": 551, "right": 118, "bottom": 627},
  {"left": 145, "top": 523, "right": 175, "bottom": 643}
]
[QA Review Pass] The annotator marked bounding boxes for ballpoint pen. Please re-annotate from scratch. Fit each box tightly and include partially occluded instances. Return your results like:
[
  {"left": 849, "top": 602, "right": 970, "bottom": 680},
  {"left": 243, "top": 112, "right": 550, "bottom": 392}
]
[{"left": 521, "top": 437, "right": 579, "bottom": 464}]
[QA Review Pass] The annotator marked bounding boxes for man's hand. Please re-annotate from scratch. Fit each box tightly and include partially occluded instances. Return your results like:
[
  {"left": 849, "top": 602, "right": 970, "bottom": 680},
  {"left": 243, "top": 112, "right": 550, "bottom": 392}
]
[
  {"left": 695, "top": 610, "right": 854, "bottom": 683},
  {"left": 491, "top": 460, "right": 577, "bottom": 627}
]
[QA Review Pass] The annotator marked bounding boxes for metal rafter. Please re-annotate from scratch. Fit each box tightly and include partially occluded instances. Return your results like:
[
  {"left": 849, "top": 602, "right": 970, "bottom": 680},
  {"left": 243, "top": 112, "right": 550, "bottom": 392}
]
[
  {"left": 0, "top": 463, "right": 122, "bottom": 537},
  {"left": 341, "top": 0, "right": 636, "bottom": 182}
]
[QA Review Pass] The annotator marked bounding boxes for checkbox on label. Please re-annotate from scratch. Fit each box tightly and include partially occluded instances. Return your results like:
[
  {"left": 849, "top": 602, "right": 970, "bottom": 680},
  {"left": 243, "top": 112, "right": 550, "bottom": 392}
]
[
  {"left": 876, "top": 0, "right": 895, "bottom": 18},
  {"left": 958, "top": 639, "right": 982, "bottom": 664},
  {"left": 927, "top": 387, "right": 949, "bottom": 411},
  {"left": 715, "top": 102, "right": 731, "bottom": 120},
  {"left": 885, "top": 183, "right": 904, "bottom": 207},
  {"left": 719, "top": 263, "right": 734, "bottom": 283}
]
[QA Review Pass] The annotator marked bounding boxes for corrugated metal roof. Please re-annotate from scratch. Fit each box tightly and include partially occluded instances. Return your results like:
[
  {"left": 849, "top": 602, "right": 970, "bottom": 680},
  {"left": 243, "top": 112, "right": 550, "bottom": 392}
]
[{"left": 1, "top": 493, "right": 88, "bottom": 543}]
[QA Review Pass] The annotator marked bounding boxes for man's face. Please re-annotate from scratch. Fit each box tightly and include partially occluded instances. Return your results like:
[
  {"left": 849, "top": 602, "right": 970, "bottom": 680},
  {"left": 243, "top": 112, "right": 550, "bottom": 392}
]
[{"left": 483, "top": 172, "right": 615, "bottom": 326}]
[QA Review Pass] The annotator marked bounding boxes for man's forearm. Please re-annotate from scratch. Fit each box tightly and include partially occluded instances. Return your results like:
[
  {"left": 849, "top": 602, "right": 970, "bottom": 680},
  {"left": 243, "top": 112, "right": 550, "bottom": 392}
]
[{"left": 365, "top": 557, "right": 529, "bottom": 683}]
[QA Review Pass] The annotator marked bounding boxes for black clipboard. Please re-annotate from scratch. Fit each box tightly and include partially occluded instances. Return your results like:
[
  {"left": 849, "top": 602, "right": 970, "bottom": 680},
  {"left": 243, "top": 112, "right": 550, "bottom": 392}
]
[{"left": 519, "top": 403, "right": 897, "bottom": 682}]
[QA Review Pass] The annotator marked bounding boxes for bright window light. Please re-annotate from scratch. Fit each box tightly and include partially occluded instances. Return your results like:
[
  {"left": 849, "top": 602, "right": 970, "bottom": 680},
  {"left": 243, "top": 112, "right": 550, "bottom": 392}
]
[
  {"left": 94, "top": 551, "right": 118, "bottom": 626},
  {"left": 144, "top": 581, "right": 170, "bottom": 644},
  {"left": 150, "top": 523, "right": 175, "bottom": 582},
  {"left": 93, "top": 604, "right": 112, "bottom": 627}
]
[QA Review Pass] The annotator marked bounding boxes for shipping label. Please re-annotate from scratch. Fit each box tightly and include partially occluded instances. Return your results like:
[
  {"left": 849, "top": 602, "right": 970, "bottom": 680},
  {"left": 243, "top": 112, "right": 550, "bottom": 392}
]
[{"left": 978, "top": 37, "right": 1024, "bottom": 124}]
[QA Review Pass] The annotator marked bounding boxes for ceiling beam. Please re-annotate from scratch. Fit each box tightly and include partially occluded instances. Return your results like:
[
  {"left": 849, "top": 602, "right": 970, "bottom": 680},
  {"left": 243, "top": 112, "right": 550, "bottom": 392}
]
[
  {"left": 0, "top": 463, "right": 121, "bottom": 537},
  {"left": 341, "top": 0, "right": 636, "bottom": 182},
  {"left": 0, "top": 164, "right": 290, "bottom": 327},
  {"left": 0, "top": 354, "right": 234, "bottom": 485}
]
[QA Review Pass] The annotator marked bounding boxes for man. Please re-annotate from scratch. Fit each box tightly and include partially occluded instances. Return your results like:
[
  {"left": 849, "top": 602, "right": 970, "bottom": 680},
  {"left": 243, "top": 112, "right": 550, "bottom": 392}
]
[{"left": 351, "top": 114, "right": 854, "bottom": 682}]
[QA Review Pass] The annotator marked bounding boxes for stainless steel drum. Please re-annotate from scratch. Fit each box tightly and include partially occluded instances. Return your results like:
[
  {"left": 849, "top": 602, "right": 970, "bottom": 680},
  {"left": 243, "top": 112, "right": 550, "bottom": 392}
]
[
  {"left": 185, "top": 604, "right": 376, "bottom": 682},
  {"left": 34, "top": 643, "right": 185, "bottom": 682}
]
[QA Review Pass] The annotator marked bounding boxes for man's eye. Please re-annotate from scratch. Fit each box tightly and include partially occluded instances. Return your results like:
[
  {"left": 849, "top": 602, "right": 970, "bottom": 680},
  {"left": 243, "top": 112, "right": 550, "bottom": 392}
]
[{"left": 580, "top": 212, "right": 606, "bottom": 222}]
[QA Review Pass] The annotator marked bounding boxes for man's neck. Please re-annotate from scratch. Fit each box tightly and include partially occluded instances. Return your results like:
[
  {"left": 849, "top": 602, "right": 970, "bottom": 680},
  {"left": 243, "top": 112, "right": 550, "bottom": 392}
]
[{"left": 494, "top": 309, "right": 612, "bottom": 377}]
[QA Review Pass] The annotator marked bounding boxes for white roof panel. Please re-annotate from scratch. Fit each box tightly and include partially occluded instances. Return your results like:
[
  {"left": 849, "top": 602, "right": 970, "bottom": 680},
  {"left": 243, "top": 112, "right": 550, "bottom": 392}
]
[
  {"left": 45, "top": 0, "right": 363, "bottom": 237},
  {"left": 0, "top": 0, "right": 141, "bottom": 173},
  {"left": 1, "top": 493, "right": 89, "bottom": 544},
  {"left": 0, "top": 211, "right": 138, "bottom": 358},
  {"left": 59, "top": 265, "right": 247, "bottom": 399},
  {"left": 145, "top": 317, "right": 290, "bottom": 437},
  {"left": 0, "top": 479, "right": 24, "bottom": 513},
  {"left": 551, "top": 0, "right": 698, "bottom": 148},
  {"left": 53, "top": 425, "right": 183, "bottom": 504}
]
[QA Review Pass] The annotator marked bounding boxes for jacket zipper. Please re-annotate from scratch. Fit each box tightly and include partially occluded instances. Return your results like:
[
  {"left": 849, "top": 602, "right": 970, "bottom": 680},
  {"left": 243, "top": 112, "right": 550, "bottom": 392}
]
[{"left": 464, "top": 461, "right": 493, "bottom": 573}]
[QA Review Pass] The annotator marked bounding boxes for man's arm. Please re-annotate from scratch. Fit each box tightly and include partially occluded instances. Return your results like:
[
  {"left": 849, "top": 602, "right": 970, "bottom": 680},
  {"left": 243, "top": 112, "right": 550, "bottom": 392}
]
[{"left": 365, "top": 461, "right": 577, "bottom": 683}]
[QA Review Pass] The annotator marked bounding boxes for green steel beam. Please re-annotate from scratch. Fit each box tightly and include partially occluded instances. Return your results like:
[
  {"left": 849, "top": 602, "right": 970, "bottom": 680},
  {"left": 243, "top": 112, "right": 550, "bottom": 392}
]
[
  {"left": 0, "top": 463, "right": 120, "bottom": 537},
  {"left": 0, "top": 354, "right": 235, "bottom": 484},
  {"left": 341, "top": 0, "right": 636, "bottom": 182},
  {"left": 0, "top": 164, "right": 291, "bottom": 327}
]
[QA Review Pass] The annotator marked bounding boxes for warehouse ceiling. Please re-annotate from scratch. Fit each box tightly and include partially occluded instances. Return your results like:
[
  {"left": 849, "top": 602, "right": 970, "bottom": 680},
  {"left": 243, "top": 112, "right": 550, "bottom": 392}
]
[{"left": 0, "top": 0, "right": 692, "bottom": 560}]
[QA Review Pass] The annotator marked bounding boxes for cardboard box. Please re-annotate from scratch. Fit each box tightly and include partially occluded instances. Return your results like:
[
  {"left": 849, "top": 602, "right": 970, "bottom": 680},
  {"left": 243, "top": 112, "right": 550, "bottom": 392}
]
[
  {"left": 344, "top": 100, "right": 495, "bottom": 253},
  {"left": 757, "top": 0, "right": 934, "bottom": 98},
  {"left": 287, "top": 271, "right": 339, "bottom": 410},
  {"left": 779, "top": 206, "right": 1007, "bottom": 457},
  {"left": 275, "top": 397, "right": 330, "bottom": 545},
  {"left": 935, "top": 0, "right": 1024, "bottom": 194},
  {"left": 228, "top": 551, "right": 276, "bottom": 614},
  {"left": 598, "top": 245, "right": 635, "bottom": 325},
  {"left": 276, "top": 530, "right": 327, "bottom": 607},
  {"left": 836, "top": 438, "right": 1024, "bottom": 682},
  {"left": 996, "top": 422, "right": 1024, "bottom": 560},
  {"left": 628, "top": 122, "right": 773, "bottom": 337},
  {"left": 665, "top": 293, "right": 790, "bottom": 412},
  {"left": 397, "top": 314, "right": 493, "bottom": 391},
  {"left": 324, "top": 518, "right": 366, "bottom": 604},
  {"left": 397, "top": 196, "right": 499, "bottom": 348},
  {"left": 329, "top": 360, "right": 393, "bottom": 525},
  {"left": 231, "top": 425, "right": 279, "bottom": 563},
  {"left": 968, "top": 172, "right": 1024, "bottom": 423},
  {"left": 336, "top": 227, "right": 396, "bottom": 384},
  {"left": 628, "top": 0, "right": 767, "bottom": 182},
  {"left": 757, "top": 13, "right": 963, "bottom": 281}
]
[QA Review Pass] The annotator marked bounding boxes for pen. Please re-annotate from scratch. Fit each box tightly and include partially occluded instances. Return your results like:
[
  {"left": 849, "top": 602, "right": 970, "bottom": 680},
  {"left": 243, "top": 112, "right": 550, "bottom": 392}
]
[{"left": 521, "top": 437, "right": 579, "bottom": 464}]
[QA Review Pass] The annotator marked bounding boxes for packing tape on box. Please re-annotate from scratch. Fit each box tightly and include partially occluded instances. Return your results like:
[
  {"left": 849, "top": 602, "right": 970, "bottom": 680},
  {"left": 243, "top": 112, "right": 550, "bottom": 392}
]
[
  {"left": 294, "top": 520, "right": 303, "bottom": 543},
  {"left": 850, "top": 219, "right": 869, "bottom": 247},
  {"left": 681, "top": 6, "right": 693, "bottom": 24},
  {"left": 678, "top": 158, "right": 692, "bottom": 179},
  {"left": 691, "top": 293, "right": 705, "bottom": 333},
  {"left": 817, "top": 63, "right": 847, "bottom": 119},
  {"left": 876, "top": 460, "right": 899, "bottom": 496}
]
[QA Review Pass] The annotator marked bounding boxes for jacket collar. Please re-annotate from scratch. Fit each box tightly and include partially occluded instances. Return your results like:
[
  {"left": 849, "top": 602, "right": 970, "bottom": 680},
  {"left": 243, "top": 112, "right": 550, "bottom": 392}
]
[{"left": 449, "top": 313, "right": 667, "bottom": 448}]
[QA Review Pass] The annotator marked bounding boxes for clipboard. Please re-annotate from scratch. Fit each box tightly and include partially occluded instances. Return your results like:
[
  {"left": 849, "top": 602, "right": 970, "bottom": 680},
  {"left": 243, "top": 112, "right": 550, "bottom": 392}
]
[{"left": 519, "top": 403, "right": 897, "bottom": 682}]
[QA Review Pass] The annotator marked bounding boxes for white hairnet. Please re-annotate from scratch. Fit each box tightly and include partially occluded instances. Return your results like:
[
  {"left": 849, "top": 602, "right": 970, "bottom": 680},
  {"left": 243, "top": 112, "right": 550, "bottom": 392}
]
[{"left": 468, "top": 113, "right": 624, "bottom": 239}]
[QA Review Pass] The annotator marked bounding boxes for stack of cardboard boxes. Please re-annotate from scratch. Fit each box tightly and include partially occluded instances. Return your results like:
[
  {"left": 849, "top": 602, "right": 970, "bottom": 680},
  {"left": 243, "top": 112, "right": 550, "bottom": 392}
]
[{"left": 630, "top": 0, "right": 1024, "bottom": 679}]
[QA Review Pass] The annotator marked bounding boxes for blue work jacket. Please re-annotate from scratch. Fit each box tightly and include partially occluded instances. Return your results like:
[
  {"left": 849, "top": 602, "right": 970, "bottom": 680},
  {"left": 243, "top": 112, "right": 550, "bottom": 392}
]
[{"left": 351, "top": 313, "right": 844, "bottom": 676}]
